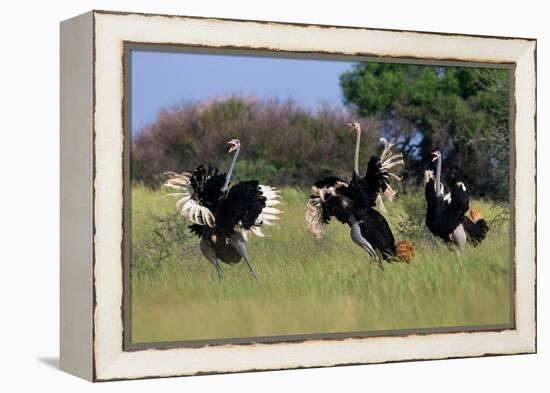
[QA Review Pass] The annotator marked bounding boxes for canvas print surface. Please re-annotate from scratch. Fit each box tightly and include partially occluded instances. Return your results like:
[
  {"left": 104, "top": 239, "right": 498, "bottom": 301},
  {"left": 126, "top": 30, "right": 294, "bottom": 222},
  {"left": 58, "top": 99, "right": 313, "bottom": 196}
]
[{"left": 128, "top": 48, "right": 512, "bottom": 345}]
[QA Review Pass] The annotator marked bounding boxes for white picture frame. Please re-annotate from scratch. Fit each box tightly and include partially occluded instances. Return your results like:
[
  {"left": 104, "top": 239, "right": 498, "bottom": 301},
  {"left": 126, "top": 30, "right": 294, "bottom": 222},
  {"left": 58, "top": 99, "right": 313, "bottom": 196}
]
[{"left": 60, "top": 10, "right": 536, "bottom": 381}]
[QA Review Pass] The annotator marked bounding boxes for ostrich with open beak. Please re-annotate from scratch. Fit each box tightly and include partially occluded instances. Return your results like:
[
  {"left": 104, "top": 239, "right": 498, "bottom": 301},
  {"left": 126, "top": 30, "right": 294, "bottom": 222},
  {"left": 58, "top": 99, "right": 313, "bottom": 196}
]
[
  {"left": 424, "top": 150, "right": 489, "bottom": 257},
  {"left": 162, "top": 138, "right": 282, "bottom": 283}
]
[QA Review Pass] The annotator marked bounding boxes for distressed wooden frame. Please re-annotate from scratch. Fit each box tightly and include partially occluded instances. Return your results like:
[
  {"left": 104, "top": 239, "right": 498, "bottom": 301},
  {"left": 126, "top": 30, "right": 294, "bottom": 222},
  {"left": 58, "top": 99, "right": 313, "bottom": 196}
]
[{"left": 60, "top": 10, "right": 537, "bottom": 382}]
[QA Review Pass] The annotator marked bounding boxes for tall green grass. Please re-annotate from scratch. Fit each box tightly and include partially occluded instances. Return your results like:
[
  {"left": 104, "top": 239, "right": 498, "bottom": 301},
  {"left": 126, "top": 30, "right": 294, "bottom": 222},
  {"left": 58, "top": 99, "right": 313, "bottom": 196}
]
[{"left": 130, "top": 184, "right": 510, "bottom": 343}]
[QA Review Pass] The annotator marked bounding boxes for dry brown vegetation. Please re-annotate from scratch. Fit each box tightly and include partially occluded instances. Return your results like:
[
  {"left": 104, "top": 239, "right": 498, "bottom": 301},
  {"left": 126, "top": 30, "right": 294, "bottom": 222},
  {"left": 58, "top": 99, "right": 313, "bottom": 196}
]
[{"left": 132, "top": 96, "right": 381, "bottom": 187}]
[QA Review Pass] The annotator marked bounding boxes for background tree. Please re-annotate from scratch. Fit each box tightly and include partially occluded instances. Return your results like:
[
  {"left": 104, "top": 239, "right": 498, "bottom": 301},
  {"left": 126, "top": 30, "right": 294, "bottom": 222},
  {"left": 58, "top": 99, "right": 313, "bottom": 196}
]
[{"left": 340, "top": 63, "right": 510, "bottom": 200}]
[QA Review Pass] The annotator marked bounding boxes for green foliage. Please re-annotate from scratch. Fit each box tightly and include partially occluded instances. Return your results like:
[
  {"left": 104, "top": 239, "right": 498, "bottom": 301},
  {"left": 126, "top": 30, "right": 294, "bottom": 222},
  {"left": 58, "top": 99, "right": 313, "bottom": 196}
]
[
  {"left": 223, "top": 158, "right": 278, "bottom": 185},
  {"left": 340, "top": 64, "right": 510, "bottom": 200},
  {"left": 392, "top": 189, "right": 438, "bottom": 244},
  {"left": 131, "top": 184, "right": 201, "bottom": 287},
  {"left": 130, "top": 185, "right": 510, "bottom": 343},
  {"left": 340, "top": 63, "right": 408, "bottom": 114}
]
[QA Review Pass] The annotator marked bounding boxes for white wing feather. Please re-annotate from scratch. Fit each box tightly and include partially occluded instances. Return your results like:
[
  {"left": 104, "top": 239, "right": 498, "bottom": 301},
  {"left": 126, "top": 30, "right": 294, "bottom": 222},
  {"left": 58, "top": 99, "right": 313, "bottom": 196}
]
[
  {"left": 162, "top": 172, "right": 215, "bottom": 227},
  {"left": 239, "top": 185, "right": 282, "bottom": 241}
]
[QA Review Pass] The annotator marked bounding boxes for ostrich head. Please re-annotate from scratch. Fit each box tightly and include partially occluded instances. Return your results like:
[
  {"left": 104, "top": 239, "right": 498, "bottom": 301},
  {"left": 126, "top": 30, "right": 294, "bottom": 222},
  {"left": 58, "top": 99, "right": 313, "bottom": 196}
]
[
  {"left": 227, "top": 139, "right": 241, "bottom": 153},
  {"left": 346, "top": 122, "right": 361, "bottom": 134},
  {"left": 430, "top": 150, "right": 441, "bottom": 162},
  {"left": 222, "top": 139, "right": 242, "bottom": 192}
]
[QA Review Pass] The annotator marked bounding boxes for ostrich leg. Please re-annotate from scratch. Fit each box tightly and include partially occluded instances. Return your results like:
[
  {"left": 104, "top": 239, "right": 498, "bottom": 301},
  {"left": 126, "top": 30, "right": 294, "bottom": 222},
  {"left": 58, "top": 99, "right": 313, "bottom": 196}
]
[
  {"left": 451, "top": 224, "right": 467, "bottom": 267},
  {"left": 229, "top": 233, "right": 258, "bottom": 280},
  {"left": 199, "top": 237, "right": 225, "bottom": 283},
  {"left": 350, "top": 222, "right": 381, "bottom": 268}
]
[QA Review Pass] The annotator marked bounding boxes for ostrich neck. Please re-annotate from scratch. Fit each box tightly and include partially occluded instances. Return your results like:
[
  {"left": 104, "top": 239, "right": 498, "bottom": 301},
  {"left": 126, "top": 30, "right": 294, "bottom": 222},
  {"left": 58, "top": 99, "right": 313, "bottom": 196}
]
[
  {"left": 354, "top": 129, "right": 361, "bottom": 175},
  {"left": 435, "top": 155, "right": 442, "bottom": 196},
  {"left": 222, "top": 146, "right": 240, "bottom": 192}
]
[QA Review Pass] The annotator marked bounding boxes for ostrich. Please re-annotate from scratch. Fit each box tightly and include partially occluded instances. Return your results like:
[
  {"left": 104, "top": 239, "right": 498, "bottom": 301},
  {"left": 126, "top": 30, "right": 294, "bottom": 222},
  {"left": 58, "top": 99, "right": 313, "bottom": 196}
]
[
  {"left": 162, "top": 139, "right": 281, "bottom": 282},
  {"left": 305, "top": 122, "right": 415, "bottom": 264},
  {"left": 424, "top": 150, "right": 489, "bottom": 254}
]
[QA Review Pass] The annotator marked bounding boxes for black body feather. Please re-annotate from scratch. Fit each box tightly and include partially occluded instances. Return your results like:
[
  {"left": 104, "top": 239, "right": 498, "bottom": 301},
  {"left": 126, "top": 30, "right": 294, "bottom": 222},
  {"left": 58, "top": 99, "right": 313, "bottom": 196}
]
[
  {"left": 425, "top": 178, "right": 462, "bottom": 241},
  {"left": 425, "top": 177, "right": 489, "bottom": 245},
  {"left": 216, "top": 181, "right": 266, "bottom": 237},
  {"left": 190, "top": 165, "right": 225, "bottom": 210},
  {"left": 186, "top": 165, "right": 267, "bottom": 263},
  {"left": 357, "top": 208, "right": 396, "bottom": 258}
]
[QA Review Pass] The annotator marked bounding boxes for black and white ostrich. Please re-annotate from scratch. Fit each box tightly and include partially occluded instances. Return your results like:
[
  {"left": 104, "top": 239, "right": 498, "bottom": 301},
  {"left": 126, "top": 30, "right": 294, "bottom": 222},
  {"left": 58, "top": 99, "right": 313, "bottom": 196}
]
[
  {"left": 162, "top": 139, "right": 281, "bottom": 282},
  {"left": 306, "top": 123, "right": 415, "bottom": 264},
  {"left": 424, "top": 150, "right": 489, "bottom": 255}
]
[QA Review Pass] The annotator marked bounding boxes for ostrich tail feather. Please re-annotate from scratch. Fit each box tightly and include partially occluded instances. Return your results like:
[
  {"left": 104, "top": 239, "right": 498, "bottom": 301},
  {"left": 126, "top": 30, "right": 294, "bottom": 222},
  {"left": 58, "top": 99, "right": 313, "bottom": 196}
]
[
  {"left": 470, "top": 207, "right": 483, "bottom": 223},
  {"left": 396, "top": 240, "right": 415, "bottom": 263}
]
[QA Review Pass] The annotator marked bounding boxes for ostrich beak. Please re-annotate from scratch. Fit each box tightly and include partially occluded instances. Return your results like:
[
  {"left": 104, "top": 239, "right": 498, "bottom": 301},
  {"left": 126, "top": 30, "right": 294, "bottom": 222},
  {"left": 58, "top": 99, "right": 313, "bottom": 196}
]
[
  {"left": 346, "top": 122, "right": 357, "bottom": 133},
  {"left": 431, "top": 151, "right": 440, "bottom": 162}
]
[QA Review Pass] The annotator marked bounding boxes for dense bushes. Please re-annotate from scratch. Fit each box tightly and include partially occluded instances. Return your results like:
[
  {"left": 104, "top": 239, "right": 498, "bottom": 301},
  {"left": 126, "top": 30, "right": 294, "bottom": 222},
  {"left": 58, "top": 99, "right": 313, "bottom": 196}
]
[
  {"left": 132, "top": 71, "right": 510, "bottom": 202},
  {"left": 131, "top": 97, "right": 381, "bottom": 188}
]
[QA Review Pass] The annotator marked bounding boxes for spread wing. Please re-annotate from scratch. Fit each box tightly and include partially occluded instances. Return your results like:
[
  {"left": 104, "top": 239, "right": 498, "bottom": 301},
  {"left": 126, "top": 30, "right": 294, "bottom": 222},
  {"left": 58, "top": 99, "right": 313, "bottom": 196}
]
[
  {"left": 305, "top": 176, "right": 352, "bottom": 239},
  {"left": 250, "top": 184, "right": 282, "bottom": 238},
  {"left": 162, "top": 164, "right": 224, "bottom": 227},
  {"left": 216, "top": 181, "right": 281, "bottom": 240},
  {"left": 363, "top": 138, "right": 404, "bottom": 211}
]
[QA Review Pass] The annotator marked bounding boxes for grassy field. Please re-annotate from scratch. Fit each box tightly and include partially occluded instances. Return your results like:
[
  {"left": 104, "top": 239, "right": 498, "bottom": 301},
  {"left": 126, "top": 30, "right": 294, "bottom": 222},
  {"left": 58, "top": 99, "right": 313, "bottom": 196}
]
[{"left": 130, "top": 184, "right": 511, "bottom": 344}]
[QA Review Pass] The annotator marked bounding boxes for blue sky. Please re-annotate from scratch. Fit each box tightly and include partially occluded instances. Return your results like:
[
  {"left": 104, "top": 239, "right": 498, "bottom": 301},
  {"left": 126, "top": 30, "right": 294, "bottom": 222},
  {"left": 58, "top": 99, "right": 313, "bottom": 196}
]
[{"left": 130, "top": 50, "right": 357, "bottom": 134}]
